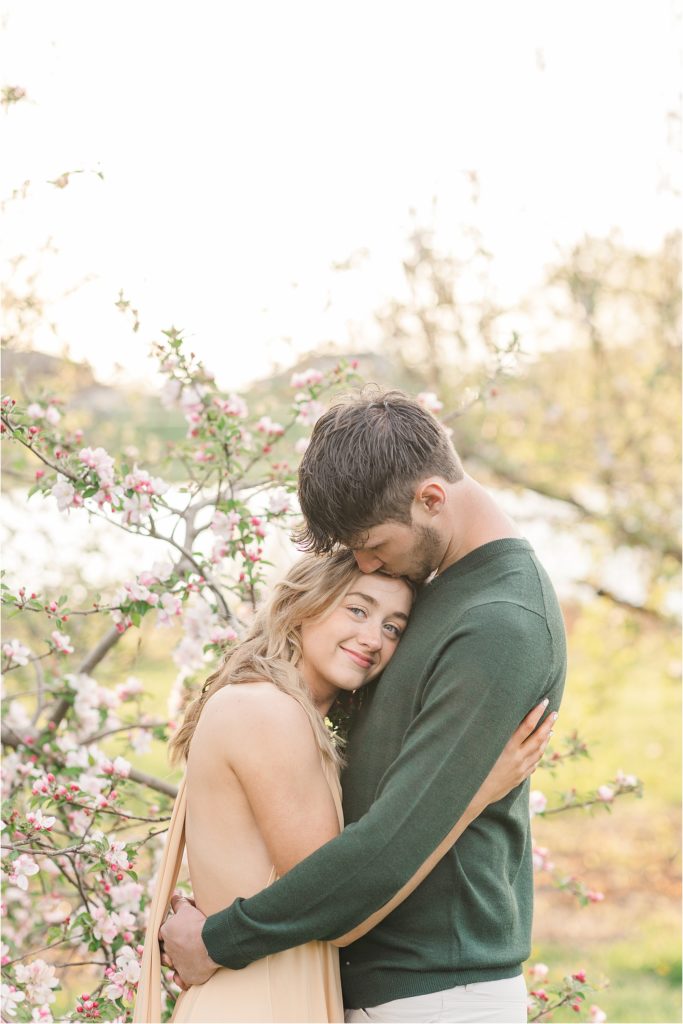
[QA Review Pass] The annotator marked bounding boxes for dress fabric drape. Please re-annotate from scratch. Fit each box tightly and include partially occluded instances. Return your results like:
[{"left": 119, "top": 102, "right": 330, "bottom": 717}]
[{"left": 133, "top": 768, "right": 344, "bottom": 1023}]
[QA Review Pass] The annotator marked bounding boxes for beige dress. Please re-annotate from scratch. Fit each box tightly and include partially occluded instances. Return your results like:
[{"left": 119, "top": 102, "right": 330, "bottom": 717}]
[{"left": 133, "top": 765, "right": 345, "bottom": 1024}]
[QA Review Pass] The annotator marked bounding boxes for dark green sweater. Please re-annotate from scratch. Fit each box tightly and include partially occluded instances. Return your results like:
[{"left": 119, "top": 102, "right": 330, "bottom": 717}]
[{"left": 203, "top": 539, "right": 567, "bottom": 1009}]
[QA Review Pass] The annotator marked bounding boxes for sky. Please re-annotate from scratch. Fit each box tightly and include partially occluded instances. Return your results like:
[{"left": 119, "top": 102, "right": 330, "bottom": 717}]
[{"left": 1, "top": 0, "right": 679, "bottom": 393}]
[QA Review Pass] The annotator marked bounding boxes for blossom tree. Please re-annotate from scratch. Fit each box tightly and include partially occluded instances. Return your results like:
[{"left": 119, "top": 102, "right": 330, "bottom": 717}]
[{"left": 1, "top": 335, "right": 640, "bottom": 1022}]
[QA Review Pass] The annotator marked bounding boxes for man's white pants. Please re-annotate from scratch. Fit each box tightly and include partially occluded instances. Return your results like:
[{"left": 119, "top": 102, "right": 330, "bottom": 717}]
[{"left": 345, "top": 975, "right": 527, "bottom": 1023}]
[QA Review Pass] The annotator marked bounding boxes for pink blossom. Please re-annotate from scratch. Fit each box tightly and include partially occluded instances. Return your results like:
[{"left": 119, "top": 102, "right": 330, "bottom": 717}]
[
  {"left": 27, "top": 403, "right": 44, "bottom": 420},
  {"left": 211, "top": 510, "right": 241, "bottom": 538},
  {"left": 36, "top": 895, "right": 70, "bottom": 924},
  {"left": 417, "top": 391, "right": 444, "bottom": 414},
  {"left": 103, "top": 837, "right": 130, "bottom": 871},
  {"left": 130, "top": 729, "right": 153, "bottom": 754},
  {"left": 2, "top": 640, "right": 30, "bottom": 666},
  {"left": 25, "top": 810, "right": 56, "bottom": 831},
  {"left": 572, "top": 969, "right": 587, "bottom": 983},
  {"left": 294, "top": 436, "right": 311, "bottom": 454},
  {"left": 532, "top": 844, "right": 555, "bottom": 872},
  {"left": 157, "top": 592, "right": 182, "bottom": 626},
  {"left": 123, "top": 467, "right": 168, "bottom": 496},
  {"left": 79, "top": 447, "right": 115, "bottom": 487},
  {"left": 109, "top": 880, "right": 144, "bottom": 913},
  {"left": 44, "top": 405, "right": 61, "bottom": 427},
  {"left": 159, "top": 377, "right": 183, "bottom": 409},
  {"left": 615, "top": 769, "right": 638, "bottom": 788},
  {"left": 105, "top": 944, "right": 141, "bottom": 999},
  {"left": 50, "top": 631, "right": 74, "bottom": 655},
  {"left": 587, "top": 890, "right": 605, "bottom": 903},
  {"left": 527, "top": 963, "right": 549, "bottom": 981},
  {"left": 30, "top": 1005, "right": 54, "bottom": 1022},
  {"left": 120, "top": 580, "right": 159, "bottom": 606},
  {"left": 597, "top": 785, "right": 614, "bottom": 803},
  {"left": 114, "top": 676, "right": 144, "bottom": 701},
  {"left": 216, "top": 394, "right": 248, "bottom": 418},
  {"left": 255, "top": 415, "right": 285, "bottom": 437},
  {"left": 8, "top": 854, "right": 39, "bottom": 891},
  {"left": 209, "top": 625, "right": 238, "bottom": 645},
  {"left": 291, "top": 368, "right": 324, "bottom": 388},
  {"left": 91, "top": 905, "right": 121, "bottom": 943},
  {"left": 267, "top": 488, "right": 291, "bottom": 515},
  {"left": 1, "top": 984, "right": 25, "bottom": 1017},
  {"left": 529, "top": 789, "right": 547, "bottom": 815},
  {"left": 295, "top": 400, "right": 325, "bottom": 427},
  {"left": 589, "top": 1006, "right": 607, "bottom": 1023},
  {"left": 101, "top": 756, "right": 131, "bottom": 779},
  {"left": 121, "top": 492, "right": 153, "bottom": 525},
  {"left": 14, "top": 959, "right": 59, "bottom": 1006},
  {"left": 51, "top": 477, "right": 80, "bottom": 512}
]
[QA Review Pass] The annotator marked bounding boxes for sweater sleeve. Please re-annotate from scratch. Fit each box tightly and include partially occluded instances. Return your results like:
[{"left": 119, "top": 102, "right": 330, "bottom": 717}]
[{"left": 202, "top": 601, "right": 555, "bottom": 968}]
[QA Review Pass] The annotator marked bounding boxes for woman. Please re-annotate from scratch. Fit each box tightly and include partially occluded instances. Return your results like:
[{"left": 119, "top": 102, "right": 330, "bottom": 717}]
[{"left": 134, "top": 550, "right": 552, "bottom": 1023}]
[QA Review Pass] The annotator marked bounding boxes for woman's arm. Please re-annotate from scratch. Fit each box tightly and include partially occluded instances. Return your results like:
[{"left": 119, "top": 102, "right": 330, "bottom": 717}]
[{"left": 331, "top": 699, "right": 555, "bottom": 945}]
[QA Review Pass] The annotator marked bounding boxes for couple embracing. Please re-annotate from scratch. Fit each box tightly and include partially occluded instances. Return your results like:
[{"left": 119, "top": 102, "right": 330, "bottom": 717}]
[{"left": 134, "top": 388, "right": 566, "bottom": 1024}]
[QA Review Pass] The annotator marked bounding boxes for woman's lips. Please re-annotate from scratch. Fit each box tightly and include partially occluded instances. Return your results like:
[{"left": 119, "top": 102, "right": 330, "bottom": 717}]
[{"left": 341, "top": 647, "right": 374, "bottom": 669}]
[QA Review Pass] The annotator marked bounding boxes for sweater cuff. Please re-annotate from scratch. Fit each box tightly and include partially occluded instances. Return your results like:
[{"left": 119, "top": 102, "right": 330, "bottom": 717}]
[{"left": 202, "top": 902, "right": 251, "bottom": 970}]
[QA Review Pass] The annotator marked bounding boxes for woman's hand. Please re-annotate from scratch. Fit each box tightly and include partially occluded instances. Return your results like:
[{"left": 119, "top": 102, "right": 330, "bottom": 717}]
[{"left": 479, "top": 700, "right": 557, "bottom": 806}]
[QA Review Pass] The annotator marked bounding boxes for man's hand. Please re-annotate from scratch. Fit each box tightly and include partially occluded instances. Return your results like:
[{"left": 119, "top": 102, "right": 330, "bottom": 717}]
[{"left": 158, "top": 892, "right": 219, "bottom": 989}]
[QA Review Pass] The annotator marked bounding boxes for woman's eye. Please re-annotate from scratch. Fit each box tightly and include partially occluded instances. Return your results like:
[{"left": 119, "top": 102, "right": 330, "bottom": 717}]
[
  {"left": 347, "top": 605, "right": 366, "bottom": 618},
  {"left": 384, "top": 622, "right": 402, "bottom": 638}
]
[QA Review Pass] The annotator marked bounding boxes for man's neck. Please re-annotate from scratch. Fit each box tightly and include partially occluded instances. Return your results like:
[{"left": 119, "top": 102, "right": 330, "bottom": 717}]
[{"left": 436, "top": 476, "right": 522, "bottom": 575}]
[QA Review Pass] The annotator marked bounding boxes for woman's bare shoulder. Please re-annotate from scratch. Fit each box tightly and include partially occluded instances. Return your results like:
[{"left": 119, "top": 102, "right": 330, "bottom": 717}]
[{"left": 198, "top": 682, "right": 316, "bottom": 745}]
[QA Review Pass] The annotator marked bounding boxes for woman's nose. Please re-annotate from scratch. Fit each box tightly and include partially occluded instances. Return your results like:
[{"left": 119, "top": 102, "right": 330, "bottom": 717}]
[{"left": 357, "top": 621, "right": 382, "bottom": 651}]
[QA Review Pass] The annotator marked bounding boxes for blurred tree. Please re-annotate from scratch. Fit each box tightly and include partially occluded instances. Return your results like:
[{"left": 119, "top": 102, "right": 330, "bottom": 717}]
[{"left": 375, "top": 228, "right": 681, "bottom": 619}]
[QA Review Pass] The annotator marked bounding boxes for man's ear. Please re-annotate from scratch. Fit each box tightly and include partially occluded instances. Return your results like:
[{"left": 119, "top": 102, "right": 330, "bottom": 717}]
[{"left": 414, "top": 480, "right": 446, "bottom": 516}]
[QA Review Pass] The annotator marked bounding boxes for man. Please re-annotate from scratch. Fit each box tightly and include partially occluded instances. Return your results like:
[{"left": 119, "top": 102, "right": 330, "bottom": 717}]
[{"left": 161, "top": 388, "right": 566, "bottom": 1023}]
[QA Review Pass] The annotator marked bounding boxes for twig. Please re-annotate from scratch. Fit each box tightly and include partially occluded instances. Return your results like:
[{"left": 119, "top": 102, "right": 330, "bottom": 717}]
[{"left": 3, "top": 933, "right": 83, "bottom": 967}]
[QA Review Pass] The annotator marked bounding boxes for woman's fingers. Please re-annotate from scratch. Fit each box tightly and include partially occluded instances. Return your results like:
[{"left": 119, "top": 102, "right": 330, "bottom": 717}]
[
  {"left": 523, "top": 710, "right": 557, "bottom": 751},
  {"left": 516, "top": 698, "right": 550, "bottom": 741}
]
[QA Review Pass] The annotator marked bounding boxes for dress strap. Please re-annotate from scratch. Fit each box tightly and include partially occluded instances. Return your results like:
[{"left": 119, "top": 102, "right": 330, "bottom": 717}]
[{"left": 133, "top": 776, "right": 187, "bottom": 1023}]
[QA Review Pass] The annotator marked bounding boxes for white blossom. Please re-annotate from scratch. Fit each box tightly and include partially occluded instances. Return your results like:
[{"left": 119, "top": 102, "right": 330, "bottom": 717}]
[
  {"left": 51, "top": 477, "right": 77, "bottom": 512},
  {"left": 1, "top": 984, "right": 25, "bottom": 1017},
  {"left": 2, "top": 640, "right": 30, "bottom": 666},
  {"left": 14, "top": 959, "right": 59, "bottom": 1006},
  {"left": 8, "top": 855, "right": 39, "bottom": 891}
]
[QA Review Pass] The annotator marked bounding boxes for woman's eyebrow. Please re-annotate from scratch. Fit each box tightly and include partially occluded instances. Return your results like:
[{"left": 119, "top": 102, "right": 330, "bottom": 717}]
[{"left": 346, "top": 592, "right": 409, "bottom": 622}]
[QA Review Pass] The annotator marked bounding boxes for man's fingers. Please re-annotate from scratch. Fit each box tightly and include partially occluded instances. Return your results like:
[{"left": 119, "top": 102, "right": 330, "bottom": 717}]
[{"left": 170, "top": 891, "right": 191, "bottom": 914}]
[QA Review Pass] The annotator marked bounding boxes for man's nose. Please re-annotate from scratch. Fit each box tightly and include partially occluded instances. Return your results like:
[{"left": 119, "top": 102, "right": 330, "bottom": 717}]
[{"left": 353, "top": 550, "right": 383, "bottom": 573}]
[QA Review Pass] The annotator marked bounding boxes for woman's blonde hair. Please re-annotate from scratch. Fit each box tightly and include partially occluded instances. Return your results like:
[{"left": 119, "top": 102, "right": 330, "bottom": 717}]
[{"left": 169, "top": 549, "right": 372, "bottom": 769}]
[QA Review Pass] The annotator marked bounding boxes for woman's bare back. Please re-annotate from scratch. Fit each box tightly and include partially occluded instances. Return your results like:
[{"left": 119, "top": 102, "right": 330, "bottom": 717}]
[{"left": 184, "top": 681, "right": 341, "bottom": 916}]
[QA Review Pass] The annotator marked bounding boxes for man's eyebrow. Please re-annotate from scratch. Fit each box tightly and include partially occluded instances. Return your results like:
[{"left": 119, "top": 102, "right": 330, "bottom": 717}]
[{"left": 346, "top": 592, "right": 410, "bottom": 621}]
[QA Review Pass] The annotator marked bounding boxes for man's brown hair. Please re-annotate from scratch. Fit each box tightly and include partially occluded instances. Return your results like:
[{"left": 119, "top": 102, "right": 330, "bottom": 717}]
[{"left": 295, "top": 387, "right": 463, "bottom": 554}]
